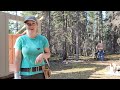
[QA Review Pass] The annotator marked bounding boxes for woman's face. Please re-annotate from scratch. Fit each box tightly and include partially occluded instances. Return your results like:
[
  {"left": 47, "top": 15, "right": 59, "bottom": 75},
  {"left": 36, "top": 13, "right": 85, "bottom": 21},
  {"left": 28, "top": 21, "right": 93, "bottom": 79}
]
[{"left": 25, "top": 20, "right": 38, "bottom": 33}]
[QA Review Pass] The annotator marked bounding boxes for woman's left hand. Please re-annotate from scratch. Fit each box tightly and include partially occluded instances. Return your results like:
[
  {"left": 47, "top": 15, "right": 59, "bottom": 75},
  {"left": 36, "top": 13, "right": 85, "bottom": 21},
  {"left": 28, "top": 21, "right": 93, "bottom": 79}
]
[{"left": 35, "top": 53, "right": 44, "bottom": 64}]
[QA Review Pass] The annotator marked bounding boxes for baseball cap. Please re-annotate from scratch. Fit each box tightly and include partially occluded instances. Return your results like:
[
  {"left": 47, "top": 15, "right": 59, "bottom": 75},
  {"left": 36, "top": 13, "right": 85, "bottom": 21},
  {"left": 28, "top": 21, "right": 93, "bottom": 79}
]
[{"left": 24, "top": 16, "right": 37, "bottom": 23}]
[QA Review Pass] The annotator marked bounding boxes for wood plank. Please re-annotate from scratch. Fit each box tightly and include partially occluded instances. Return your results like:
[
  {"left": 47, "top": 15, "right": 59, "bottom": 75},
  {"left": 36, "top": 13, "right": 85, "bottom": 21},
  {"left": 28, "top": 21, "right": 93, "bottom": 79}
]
[
  {"left": 9, "top": 35, "right": 13, "bottom": 64},
  {"left": 0, "top": 12, "right": 6, "bottom": 77},
  {"left": 0, "top": 73, "right": 13, "bottom": 79}
]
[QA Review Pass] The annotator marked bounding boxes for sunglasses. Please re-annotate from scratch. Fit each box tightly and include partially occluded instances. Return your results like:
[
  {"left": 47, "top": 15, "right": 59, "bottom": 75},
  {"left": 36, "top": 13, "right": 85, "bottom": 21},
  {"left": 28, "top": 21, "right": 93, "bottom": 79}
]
[{"left": 26, "top": 22, "right": 36, "bottom": 26}]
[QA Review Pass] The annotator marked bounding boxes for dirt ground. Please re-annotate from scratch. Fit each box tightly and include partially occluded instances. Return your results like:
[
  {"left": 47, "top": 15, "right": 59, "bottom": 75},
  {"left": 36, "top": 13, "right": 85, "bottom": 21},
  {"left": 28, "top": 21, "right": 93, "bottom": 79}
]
[{"left": 49, "top": 59, "right": 120, "bottom": 79}]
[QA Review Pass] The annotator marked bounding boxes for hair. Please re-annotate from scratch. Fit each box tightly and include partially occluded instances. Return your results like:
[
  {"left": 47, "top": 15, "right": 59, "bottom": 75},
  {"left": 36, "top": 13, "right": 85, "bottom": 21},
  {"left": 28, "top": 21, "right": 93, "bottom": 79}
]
[{"left": 98, "top": 40, "right": 103, "bottom": 43}]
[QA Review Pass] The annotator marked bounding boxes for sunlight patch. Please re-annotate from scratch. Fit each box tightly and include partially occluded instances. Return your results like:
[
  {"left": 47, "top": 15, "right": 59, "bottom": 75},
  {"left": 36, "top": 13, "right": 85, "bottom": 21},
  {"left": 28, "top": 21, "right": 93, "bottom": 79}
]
[
  {"left": 106, "top": 71, "right": 120, "bottom": 76},
  {"left": 52, "top": 67, "right": 96, "bottom": 75}
]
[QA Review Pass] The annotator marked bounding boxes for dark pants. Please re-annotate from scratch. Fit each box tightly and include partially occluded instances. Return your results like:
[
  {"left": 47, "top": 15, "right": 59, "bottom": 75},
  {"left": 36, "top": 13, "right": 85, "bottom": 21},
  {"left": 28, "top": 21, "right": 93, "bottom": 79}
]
[
  {"left": 21, "top": 73, "right": 45, "bottom": 79},
  {"left": 96, "top": 50, "right": 105, "bottom": 61}
]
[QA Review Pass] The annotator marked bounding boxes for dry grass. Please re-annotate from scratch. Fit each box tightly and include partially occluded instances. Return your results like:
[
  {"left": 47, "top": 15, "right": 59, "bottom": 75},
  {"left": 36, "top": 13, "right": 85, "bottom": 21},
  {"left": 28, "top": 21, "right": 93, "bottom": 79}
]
[{"left": 49, "top": 59, "right": 120, "bottom": 79}]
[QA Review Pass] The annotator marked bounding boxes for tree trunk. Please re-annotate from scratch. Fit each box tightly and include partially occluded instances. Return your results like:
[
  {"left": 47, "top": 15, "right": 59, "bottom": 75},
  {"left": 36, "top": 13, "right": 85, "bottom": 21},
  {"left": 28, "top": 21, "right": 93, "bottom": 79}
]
[
  {"left": 75, "top": 29, "right": 79, "bottom": 61},
  {"left": 62, "top": 11, "right": 67, "bottom": 61}
]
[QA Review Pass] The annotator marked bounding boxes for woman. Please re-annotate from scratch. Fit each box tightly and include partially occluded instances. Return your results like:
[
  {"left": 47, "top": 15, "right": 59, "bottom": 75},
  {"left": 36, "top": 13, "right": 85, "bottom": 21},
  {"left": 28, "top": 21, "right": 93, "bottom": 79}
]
[{"left": 14, "top": 16, "right": 51, "bottom": 79}]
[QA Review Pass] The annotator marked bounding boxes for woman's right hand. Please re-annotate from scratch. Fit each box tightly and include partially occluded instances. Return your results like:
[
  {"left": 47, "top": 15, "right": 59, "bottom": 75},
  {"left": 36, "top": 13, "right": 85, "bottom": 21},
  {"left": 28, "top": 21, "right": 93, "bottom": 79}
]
[{"left": 35, "top": 53, "right": 44, "bottom": 64}]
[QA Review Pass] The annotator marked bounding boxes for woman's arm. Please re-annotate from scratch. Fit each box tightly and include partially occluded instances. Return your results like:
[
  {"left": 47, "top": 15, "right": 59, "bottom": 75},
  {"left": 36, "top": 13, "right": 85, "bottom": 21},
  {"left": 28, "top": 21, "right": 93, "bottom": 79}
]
[
  {"left": 14, "top": 49, "right": 22, "bottom": 73},
  {"left": 35, "top": 47, "right": 51, "bottom": 64},
  {"left": 43, "top": 47, "right": 51, "bottom": 60}
]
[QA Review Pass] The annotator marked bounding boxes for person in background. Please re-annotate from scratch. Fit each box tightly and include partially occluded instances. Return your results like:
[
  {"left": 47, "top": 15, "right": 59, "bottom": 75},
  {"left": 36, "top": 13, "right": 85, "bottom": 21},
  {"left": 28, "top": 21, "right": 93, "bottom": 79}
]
[
  {"left": 95, "top": 40, "right": 105, "bottom": 61},
  {"left": 14, "top": 16, "right": 51, "bottom": 79}
]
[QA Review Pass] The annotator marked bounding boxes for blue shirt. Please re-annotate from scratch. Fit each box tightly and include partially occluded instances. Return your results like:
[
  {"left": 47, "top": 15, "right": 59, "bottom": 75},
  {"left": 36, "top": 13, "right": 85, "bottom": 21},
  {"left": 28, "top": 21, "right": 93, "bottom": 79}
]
[{"left": 14, "top": 34, "right": 49, "bottom": 75}]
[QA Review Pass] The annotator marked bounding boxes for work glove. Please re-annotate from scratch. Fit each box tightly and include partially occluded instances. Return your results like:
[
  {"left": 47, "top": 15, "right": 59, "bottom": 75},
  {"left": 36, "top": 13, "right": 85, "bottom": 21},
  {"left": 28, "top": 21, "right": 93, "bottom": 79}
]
[{"left": 14, "top": 72, "right": 21, "bottom": 79}]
